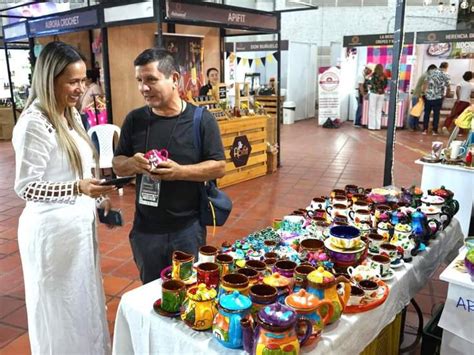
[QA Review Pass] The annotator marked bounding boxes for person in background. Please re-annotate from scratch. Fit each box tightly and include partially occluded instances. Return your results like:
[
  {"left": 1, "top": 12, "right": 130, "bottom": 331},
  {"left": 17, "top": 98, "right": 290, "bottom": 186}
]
[
  {"left": 113, "top": 48, "right": 226, "bottom": 284},
  {"left": 408, "top": 64, "right": 437, "bottom": 131},
  {"left": 367, "top": 64, "right": 388, "bottom": 130},
  {"left": 442, "top": 70, "right": 473, "bottom": 135},
  {"left": 12, "top": 41, "right": 115, "bottom": 354},
  {"left": 354, "top": 65, "right": 372, "bottom": 127},
  {"left": 199, "top": 67, "right": 219, "bottom": 96},
  {"left": 78, "top": 68, "right": 103, "bottom": 114},
  {"left": 422, "top": 61, "right": 451, "bottom": 135}
]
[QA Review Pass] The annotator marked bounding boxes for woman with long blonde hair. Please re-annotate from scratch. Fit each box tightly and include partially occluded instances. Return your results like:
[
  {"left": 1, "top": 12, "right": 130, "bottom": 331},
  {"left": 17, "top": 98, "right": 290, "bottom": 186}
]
[{"left": 12, "top": 41, "right": 115, "bottom": 354}]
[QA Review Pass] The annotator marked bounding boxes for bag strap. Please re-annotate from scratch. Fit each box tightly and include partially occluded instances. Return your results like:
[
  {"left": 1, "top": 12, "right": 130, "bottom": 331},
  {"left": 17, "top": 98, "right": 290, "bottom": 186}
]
[{"left": 192, "top": 107, "right": 217, "bottom": 237}]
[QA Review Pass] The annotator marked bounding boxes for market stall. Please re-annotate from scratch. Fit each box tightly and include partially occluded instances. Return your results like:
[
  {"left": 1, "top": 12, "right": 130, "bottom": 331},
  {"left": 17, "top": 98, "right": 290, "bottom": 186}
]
[
  {"left": 341, "top": 33, "right": 414, "bottom": 128},
  {"left": 112, "top": 184, "right": 465, "bottom": 355}
]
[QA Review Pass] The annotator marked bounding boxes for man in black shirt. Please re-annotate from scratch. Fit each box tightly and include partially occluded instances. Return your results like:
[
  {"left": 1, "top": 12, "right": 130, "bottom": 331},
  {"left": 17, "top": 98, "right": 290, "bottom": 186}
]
[{"left": 113, "top": 48, "right": 226, "bottom": 284}]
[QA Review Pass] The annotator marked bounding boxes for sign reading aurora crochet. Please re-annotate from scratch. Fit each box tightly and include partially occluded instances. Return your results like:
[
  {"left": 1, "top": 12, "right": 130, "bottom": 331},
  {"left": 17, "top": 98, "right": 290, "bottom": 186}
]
[{"left": 28, "top": 9, "right": 98, "bottom": 36}]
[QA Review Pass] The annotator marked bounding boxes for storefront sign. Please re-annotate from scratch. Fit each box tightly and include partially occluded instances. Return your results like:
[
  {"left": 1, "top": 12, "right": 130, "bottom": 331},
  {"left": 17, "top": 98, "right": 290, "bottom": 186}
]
[
  {"left": 166, "top": 0, "right": 277, "bottom": 31},
  {"left": 29, "top": 9, "right": 98, "bottom": 36},
  {"left": 318, "top": 67, "right": 341, "bottom": 125},
  {"left": 104, "top": 1, "right": 154, "bottom": 24},
  {"left": 230, "top": 40, "right": 289, "bottom": 52},
  {"left": 416, "top": 30, "right": 474, "bottom": 44},
  {"left": 230, "top": 135, "right": 252, "bottom": 168},
  {"left": 3, "top": 21, "right": 28, "bottom": 41},
  {"left": 343, "top": 33, "right": 414, "bottom": 47}
]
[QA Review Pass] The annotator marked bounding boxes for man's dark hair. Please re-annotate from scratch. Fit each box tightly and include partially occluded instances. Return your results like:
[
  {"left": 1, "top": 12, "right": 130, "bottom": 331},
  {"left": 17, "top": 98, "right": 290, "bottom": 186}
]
[
  {"left": 463, "top": 71, "right": 473, "bottom": 81},
  {"left": 206, "top": 67, "right": 218, "bottom": 77},
  {"left": 440, "top": 62, "right": 449, "bottom": 70},
  {"left": 427, "top": 64, "right": 437, "bottom": 71},
  {"left": 133, "top": 48, "right": 179, "bottom": 78}
]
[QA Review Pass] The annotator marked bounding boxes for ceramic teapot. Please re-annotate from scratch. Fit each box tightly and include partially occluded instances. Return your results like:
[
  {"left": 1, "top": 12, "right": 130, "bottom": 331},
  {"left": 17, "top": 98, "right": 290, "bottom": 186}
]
[
  {"left": 410, "top": 208, "right": 440, "bottom": 245},
  {"left": 284, "top": 289, "right": 334, "bottom": 346},
  {"left": 181, "top": 283, "right": 218, "bottom": 331},
  {"left": 262, "top": 272, "right": 292, "bottom": 304},
  {"left": 306, "top": 267, "right": 350, "bottom": 324},
  {"left": 240, "top": 303, "right": 312, "bottom": 355},
  {"left": 429, "top": 186, "right": 459, "bottom": 217},
  {"left": 213, "top": 291, "right": 252, "bottom": 349}
]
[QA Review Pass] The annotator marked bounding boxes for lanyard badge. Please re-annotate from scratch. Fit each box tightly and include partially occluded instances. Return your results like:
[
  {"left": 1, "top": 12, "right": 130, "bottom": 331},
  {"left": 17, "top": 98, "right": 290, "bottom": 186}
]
[{"left": 138, "top": 175, "right": 161, "bottom": 207}]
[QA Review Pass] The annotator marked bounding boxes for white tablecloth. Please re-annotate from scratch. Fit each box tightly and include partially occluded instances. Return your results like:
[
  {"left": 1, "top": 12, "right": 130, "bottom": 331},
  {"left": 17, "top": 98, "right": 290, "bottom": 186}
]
[{"left": 112, "top": 220, "right": 464, "bottom": 355}]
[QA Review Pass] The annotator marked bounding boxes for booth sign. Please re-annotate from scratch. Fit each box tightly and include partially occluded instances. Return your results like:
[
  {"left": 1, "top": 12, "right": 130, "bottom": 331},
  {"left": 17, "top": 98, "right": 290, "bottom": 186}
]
[{"left": 230, "top": 135, "right": 252, "bottom": 168}]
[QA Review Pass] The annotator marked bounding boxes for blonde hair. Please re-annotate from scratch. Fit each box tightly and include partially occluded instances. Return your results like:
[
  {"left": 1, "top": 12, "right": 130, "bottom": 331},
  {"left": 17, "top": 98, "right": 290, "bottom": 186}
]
[
  {"left": 25, "top": 41, "right": 98, "bottom": 179},
  {"left": 374, "top": 64, "right": 384, "bottom": 76}
]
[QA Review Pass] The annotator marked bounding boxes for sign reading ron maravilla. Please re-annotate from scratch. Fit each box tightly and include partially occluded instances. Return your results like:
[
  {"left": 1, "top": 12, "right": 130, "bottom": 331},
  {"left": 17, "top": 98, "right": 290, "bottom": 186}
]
[{"left": 343, "top": 33, "right": 414, "bottom": 47}]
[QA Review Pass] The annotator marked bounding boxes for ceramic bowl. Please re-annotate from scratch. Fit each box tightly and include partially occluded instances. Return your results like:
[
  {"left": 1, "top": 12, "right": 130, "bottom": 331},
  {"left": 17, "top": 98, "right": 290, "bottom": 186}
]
[
  {"left": 329, "top": 225, "right": 361, "bottom": 249},
  {"left": 324, "top": 239, "right": 366, "bottom": 267},
  {"left": 465, "top": 250, "right": 474, "bottom": 278}
]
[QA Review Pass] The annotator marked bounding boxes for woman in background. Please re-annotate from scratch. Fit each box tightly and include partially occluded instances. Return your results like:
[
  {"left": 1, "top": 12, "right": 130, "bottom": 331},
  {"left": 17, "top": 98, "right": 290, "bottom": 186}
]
[
  {"left": 12, "top": 41, "right": 115, "bottom": 354},
  {"left": 367, "top": 64, "right": 388, "bottom": 130}
]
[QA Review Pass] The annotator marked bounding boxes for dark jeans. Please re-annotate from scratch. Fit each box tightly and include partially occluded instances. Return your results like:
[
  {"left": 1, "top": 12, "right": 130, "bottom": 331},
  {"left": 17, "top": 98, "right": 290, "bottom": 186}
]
[
  {"left": 408, "top": 96, "right": 420, "bottom": 129},
  {"left": 129, "top": 219, "right": 207, "bottom": 284},
  {"left": 354, "top": 94, "right": 363, "bottom": 126},
  {"left": 423, "top": 98, "right": 443, "bottom": 132}
]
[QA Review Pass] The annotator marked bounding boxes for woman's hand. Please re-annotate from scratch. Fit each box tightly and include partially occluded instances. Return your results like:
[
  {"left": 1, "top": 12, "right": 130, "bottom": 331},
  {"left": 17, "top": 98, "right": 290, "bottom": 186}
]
[
  {"left": 79, "top": 178, "right": 116, "bottom": 198},
  {"left": 97, "top": 197, "right": 116, "bottom": 229}
]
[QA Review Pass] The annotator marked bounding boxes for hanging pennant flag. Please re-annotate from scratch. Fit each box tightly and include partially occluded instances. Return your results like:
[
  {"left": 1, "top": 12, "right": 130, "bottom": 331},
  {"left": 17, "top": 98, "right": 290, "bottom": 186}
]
[
  {"left": 248, "top": 58, "right": 253, "bottom": 67},
  {"left": 242, "top": 58, "right": 248, "bottom": 66},
  {"left": 255, "top": 57, "right": 262, "bottom": 67},
  {"left": 229, "top": 52, "right": 236, "bottom": 63},
  {"left": 266, "top": 53, "right": 273, "bottom": 63},
  {"left": 225, "top": 52, "right": 229, "bottom": 60},
  {"left": 273, "top": 51, "right": 279, "bottom": 62},
  {"left": 261, "top": 57, "right": 266, "bottom": 66},
  {"left": 236, "top": 56, "right": 241, "bottom": 65}
]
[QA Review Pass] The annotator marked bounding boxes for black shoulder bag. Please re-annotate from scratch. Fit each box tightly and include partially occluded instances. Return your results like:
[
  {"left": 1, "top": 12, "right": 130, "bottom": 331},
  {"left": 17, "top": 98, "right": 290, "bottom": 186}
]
[{"left": 193, "top": 107, "right": 232, "bottom": 233}]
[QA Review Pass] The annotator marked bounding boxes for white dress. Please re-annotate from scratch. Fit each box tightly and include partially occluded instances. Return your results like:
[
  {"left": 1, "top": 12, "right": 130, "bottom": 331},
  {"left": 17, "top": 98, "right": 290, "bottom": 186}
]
[{"left": 12, "top": 101, "right": 110, "bottom": 354}]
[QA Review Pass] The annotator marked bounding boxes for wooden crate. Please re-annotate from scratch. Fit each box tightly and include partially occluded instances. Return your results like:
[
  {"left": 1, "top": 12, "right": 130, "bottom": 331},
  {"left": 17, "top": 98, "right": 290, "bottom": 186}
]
[
  {"left": 0, "top": 108, "right": 14, "bottom": 140},
  {"left": 217, "top": 115, "right": 267, "bottom": 188},
  {"left": 255, "top": 95, "right": 284, "bottom": 145}
]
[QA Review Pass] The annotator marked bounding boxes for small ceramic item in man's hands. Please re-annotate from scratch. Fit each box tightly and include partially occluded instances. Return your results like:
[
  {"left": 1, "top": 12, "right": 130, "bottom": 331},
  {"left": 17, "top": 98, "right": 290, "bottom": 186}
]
[{"left": 144, "top": 149, "right": 169, "bottom": 171}]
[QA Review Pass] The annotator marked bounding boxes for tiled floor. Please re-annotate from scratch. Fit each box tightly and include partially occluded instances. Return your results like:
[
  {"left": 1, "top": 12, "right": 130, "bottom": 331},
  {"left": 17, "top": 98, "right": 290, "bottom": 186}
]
[{"left": 0, "top": 119, "right": 459, "bottom": 354}]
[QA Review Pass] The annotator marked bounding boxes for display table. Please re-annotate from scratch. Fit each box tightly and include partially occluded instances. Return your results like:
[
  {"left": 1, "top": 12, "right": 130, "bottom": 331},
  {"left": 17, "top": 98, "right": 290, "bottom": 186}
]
[
  {"left": 415, "top": 160, "right": 474, "bottom": 238},
  {"left": 439, "top": 248, "right": 474, "bottom": 355},
  {"left": 112, "top": 220, "right": 464, "bottom": 355},
  {"left": 361, "top": 95, "right": 407, "bottom": 128}
]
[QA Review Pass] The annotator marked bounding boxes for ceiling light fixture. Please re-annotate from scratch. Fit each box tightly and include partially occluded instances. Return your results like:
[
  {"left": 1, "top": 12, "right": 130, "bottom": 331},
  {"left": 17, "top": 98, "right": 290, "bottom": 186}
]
[
  {"left": 423, "top": 0, "right": 433, "bottom": 5},
  {"left": 450, "top": 3, "right": 457, "bottom": 12},
  {"left": 437, "top": 1, "right": 445, "bottom": 12},
  {"left": 460, "top": 0, "right": 469, "bottom": 9}
]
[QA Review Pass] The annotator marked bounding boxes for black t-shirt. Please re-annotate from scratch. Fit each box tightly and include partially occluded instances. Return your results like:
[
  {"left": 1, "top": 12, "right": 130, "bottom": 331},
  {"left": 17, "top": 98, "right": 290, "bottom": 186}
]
[{"left": 114, "top": 103, "right": 225, "bottom": 233}]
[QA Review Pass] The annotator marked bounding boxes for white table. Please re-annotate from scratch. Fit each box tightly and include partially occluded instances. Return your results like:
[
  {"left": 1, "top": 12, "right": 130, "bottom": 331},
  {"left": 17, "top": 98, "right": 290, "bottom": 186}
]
[
  {"left": 415, "top": 160, "right": 474, "bottom": 238},
  {"left": 439, "top": 248, "right": 474, "bottom": 355},
  {"left": 112, "top": 220, "right": 464, "bottom": 355}
]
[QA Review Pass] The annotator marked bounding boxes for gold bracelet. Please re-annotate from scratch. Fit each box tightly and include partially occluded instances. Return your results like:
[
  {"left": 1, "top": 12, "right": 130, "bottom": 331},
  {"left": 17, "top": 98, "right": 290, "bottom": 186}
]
[{"left": 76, "top": 181, "right": 82, "bottom": 196}]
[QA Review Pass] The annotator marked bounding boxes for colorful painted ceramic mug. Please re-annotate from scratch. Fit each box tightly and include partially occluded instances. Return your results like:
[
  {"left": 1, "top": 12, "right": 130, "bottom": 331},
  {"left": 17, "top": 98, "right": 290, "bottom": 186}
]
[
  {"left": 197, "top": 262, "right": 220, "bottom": 289},
  {"left": 199, "top": 245, "right": 218, "bottom": 263},
  {"left": 379, "top": 243, "right": 402, "bottom": 264},
  {"left": 161, "top": 279, "right": 186, "bottom": 313},
  {"left": 358, "top": 279, "right": 379, "bottom": 298},
  {"left": 172, "top": 251, "right": 194, "bottom": 281},
  {"left": 273, "top": 260, "right": 297, "bottom": 279},
  {"left": 368, "top": 254, "right": 391, "bottom": 277},
  {"left": 293, "top": 264, "right": 315, "bottom": 291},
  {"left": 219, "top": 273, "right": 250, "bottom": 297},
  {"left": 245, "top": 260, "right": 267, "bottom": 275},
  {"left": 349, "top": 209, "right": 371, "bottom": 224},
  {"left": 249, "top": 284, "right": 278, "bottom": 318},
  {"left": 237, "top": 268, "right": 260, "bottom": 286},
  {"left": 216, "top": 253, "right": 234, "bottom": 277},
  {"left": 348, "top": 285, "right": 365, "bottom": 306}
]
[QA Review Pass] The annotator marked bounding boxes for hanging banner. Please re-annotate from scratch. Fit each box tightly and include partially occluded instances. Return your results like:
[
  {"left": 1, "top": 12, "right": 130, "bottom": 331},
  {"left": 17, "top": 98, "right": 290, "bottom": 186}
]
[
  {"left": 165, "top": 0, "right": 277, "bottom": 31},
  {"left": 231, "top": 40, "right": 289, "bottom": 52},
  {"left": 163, "top": 35, "right": 204, "bottom": 98},
  {"left": 318, "top": 66, "right": 341, "bottom": 125},
  {"left": 28, "top": 9, "right": 99, "bottom": 36},
  {"left": 416, "top": 29, "right": 474, "bottom": 44},
  {"left": 343, "top": 33, "right": 415, "bottom": 47}
]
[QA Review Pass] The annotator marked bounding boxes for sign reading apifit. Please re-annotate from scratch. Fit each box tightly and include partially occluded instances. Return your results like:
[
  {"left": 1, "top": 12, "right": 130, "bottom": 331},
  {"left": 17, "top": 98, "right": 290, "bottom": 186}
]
[{"left": 230, "top": 135, "right": 252, "bottom": 168}]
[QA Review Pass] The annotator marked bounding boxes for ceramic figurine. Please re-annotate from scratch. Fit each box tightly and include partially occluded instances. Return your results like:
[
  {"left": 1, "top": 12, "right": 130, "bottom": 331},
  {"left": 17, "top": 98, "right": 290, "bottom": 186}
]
[
  {"left": 213, "top": 291, "right": 252, "bottom": 349},
  {"left": 241, "top": 303, "right": 312, "bottom": 355}
]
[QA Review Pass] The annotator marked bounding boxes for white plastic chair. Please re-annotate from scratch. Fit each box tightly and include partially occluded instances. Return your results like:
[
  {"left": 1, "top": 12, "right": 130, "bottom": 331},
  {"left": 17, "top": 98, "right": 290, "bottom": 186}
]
[{"left": 88, "top": 124, "right": 123, "bottom": 195}]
